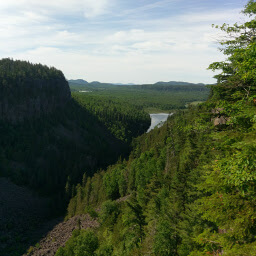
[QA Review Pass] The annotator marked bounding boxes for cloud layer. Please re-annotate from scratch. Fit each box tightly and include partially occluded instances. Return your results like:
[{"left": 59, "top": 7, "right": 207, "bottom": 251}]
[{"left": 0, "top": 0, "right": 248, "bottom": 83}]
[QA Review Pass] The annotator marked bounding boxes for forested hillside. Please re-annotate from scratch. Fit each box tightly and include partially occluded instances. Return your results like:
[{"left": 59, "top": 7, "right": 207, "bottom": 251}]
[
  {"left": 54, "top": 1, "right": 256, "bottom": 255},
  {"left": 69, "top": 81, "right": 209, "bottom": 112},
  {"left": 0, "top": 59, "right": 71, "bottom": 122},
  {"left": 72, "top": 93, "right": 150, "bottom": 142},
  {"left": 0, "top": 59, "right": 152, "bottom": 255},
  {"left": 0, "top": 62, "right": 150, "bottom": 200}
]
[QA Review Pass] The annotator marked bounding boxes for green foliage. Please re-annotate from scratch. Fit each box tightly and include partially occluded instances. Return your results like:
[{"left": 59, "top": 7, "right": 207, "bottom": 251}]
[
  {"left": 103, "top": 168, "right": 122, "bottom": 200},
  {"left": 70, "top": 82, "right": 209, "bottom": 113},
  {"left": 122, "top": 194, "right": 146, "bottom": 247},
  {"left": 0, "top": 61, "right": 150, "bottom": 218},
  {"left": 63, "top": 35, "right": 256, "bottom": 255},
  {"left": 0, "top": 58, "right": 69, "bottom": 106},
  {"left": 64, "top": 105, "right": 212, "bottom": 255},
  {"left": 72, "top": 93, "right": 150, "bottom": 142},
  {"left": 55, "top": 230, "right": 99, "bottom": 256},
  {"left": 99, "top": 200, "right": 120, "bottom": 227},
  {"left": 208, "top": 0, "right": 256, "bottom": 98},
  {"left": 24, "top": 2, "right": 256, "bottom": 255},
  {"left": 0, "top": 58, "right": 63, "bottom": 81},
  {"left": 96, "top": 244, "right": 113, "bottom": 256},
  {"left": 219, "top": 143, "right": 256, "bottom": 189},
  {"left": 153, "top": 220, "right": 177, "bottom": 256}
]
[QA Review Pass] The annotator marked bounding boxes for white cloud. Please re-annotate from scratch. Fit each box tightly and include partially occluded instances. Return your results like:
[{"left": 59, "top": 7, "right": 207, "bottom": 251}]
[
  {"left": 131, "top": 41, "right": 172, "bottom": 52},
  {"left": 0, "top": 0, "right": 247, "bottom": 83},
  {"left": 10, "top": 45, "right": 223, "bottom": 84},
  {"left": 106, "top": 30, "right": 146, "bottom": 43},
  {"left": 0, "top": 0, "right": 111, "bottom": 18},
  {"left": 179, "top": 8, "right": 242, "bottom": 23},
  {"left": 103, "top": 24, "right": 221, "bottom": 56},
  {"left": 82, "top": 0, "right": 109, "bottom": 18},
  {"left": 120, "top": 0, "right": 180, "bottom": 16}
]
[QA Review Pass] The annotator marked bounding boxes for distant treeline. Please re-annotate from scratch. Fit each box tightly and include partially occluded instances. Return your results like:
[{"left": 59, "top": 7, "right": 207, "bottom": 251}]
[
  {"left": 69, "top": 82, "right": 210, "bottom": 112},
  {"left": 133, "top": 83, "right": 209, "bottom": 92}
]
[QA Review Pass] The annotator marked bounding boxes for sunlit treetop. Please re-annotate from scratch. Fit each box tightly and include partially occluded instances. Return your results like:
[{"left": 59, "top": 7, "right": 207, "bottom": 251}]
[{"left": 209, "top": 0, "right": 256, "bottom": 95}]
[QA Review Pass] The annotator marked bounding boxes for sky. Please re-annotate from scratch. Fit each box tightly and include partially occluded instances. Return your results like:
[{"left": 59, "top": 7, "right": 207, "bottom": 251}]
[{"left": 0, "top": 0, "right": 249, "bottom": 84}]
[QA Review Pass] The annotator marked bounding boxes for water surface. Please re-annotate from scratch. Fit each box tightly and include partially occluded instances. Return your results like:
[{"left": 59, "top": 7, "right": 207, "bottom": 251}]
[{"left": 147, "top": 113, "right": 172, "bottom": 132}]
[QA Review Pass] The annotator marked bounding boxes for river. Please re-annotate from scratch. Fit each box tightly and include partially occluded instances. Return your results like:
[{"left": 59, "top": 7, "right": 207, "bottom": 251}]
[{"left": 147, "top": 113, "right": 173, "bottom": 133}]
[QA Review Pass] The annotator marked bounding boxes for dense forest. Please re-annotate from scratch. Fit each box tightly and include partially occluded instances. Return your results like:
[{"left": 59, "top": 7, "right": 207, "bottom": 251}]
[
  {"left": 53, "top": 1, "right": 256, "bottom": 255},
  {"left": 0, "top": 71, "right": 150, "bottom": 199},
  {"left": 0, "top": 60, "right": 151, "bottom": 255},
  {"left": 69, "top": 81, "right": 209, "bottom": 112},
  {"left": 0, "top": 59, "right": 71, "bottom": 122},
  {"left": 3, "top": 1, "right": 256, "bottom": 256},
  {"left": 72, "top": 93, "right": 150, "bottom": 143}
]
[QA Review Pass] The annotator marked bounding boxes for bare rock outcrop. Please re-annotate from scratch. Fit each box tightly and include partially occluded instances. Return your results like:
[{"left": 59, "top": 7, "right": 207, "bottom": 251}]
[
  {"left": 25, "top": 215, "right": 99, "bottom": 256},
  {"left": 211, "top": 108, "right": 230, "bottom": 126}
]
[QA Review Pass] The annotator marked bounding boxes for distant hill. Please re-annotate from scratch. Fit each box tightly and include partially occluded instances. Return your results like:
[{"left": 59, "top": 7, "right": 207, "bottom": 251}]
[
  {"left": 134, "top": 81, "right": 209, "bottom": 92},
  {"left": 68, "top": 80, "right": 118, "bottom": 91},
  {"left": 68, "top": 79, "right": 114, "bottom": 86},
  {"left": 68, "top": 79, "right": 207, "bottom": 88},
  {"left": 68, "top": 79, "right": 136, "bottom": 86},
  {"left": 90, "top": 81, "right": 103, "bottom": 85},
  {"left": 154, "top": 81, "right": 205, "bottom": 86},
  {"left": 69, "top": 79, "right": 89, "bottom": 85}
]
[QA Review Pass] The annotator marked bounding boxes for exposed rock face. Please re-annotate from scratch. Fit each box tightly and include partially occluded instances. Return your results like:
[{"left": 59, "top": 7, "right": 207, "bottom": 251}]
[
  {"left": 25, "top": 214, "right": 99, "bottom": 256},
  {"left": 211, "top": 107, "right": 230, "bottom": 126},
  {"left": 213, "top": 116, "right": 229, "bottom": 126},
  {"left": 211, "top": 108, "right": 224, "bottom": 114},
  {"left": 0, "top": 177, "right": 50, "bottom": 255},
  {"left": 0, "top": 78, "right": 71, "bottom": 123}
]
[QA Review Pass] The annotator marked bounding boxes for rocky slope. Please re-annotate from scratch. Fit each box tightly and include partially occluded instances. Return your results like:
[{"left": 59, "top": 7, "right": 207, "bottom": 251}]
[
  {"left": 0, "top": 177, "right": 50, "bottom": 256},
  {"left": 25, "top": 214, "right": 99, "bottom": 256}
]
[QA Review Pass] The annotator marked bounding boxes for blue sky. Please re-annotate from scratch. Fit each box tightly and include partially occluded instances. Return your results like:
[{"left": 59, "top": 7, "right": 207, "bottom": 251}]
[{"left": 0, "top": 0, "right": 249, "bottom": 83}]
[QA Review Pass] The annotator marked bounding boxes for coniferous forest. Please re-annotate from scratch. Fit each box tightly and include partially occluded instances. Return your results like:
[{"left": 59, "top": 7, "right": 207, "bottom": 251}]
[
  {"left": 0, "top": 59, "right": 150, "bottom": 255},
  {"left": 54, "top": 1, "right": 256, "bottom": 255},
  {"left": 69, "top": 81, "right": 209, "bottom": 113},
  {"left": 1, "top": 1, "right": 256, "bottom": 256}
]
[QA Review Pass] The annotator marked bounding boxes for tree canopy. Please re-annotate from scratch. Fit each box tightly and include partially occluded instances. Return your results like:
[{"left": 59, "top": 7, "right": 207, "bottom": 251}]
[
  {"left": 209, "top": 0, "right": 256, "bottom": 97},
  {"left": 58, "top": 1, "right": 256, "bottom": 255}
]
